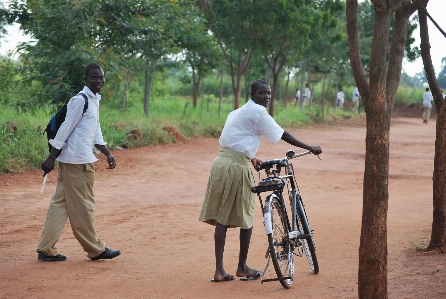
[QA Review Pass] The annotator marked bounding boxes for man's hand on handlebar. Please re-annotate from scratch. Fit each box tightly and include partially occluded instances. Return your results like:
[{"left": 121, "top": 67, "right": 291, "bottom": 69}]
[{"left": 309, "top": 145, "right": 322, "bottom": 155}]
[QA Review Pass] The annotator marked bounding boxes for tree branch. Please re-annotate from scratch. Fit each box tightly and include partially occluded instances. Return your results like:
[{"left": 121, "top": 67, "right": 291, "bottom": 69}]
[{"left": 346, "top": 0, "right": 369, "bottom": 102}]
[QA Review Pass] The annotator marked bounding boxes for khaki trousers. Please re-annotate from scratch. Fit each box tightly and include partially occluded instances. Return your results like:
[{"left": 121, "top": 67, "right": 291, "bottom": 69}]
[
  {"left": 37, "top": 162, "right": 105, "bottom": 258},
  {"left": 423, "top": 106, "right": 431, "bottom": 122},
  {"left": 352, "top": 100, "right": 359, "bottom": 114}
]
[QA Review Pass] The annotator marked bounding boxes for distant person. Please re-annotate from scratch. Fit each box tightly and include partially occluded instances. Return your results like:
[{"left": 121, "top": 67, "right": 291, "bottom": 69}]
[
  {"left": 352, "top": 87, "right": 360, "bottom": 114},
  {"left": 301, "top": 83, "right": 311, "bottom": 108},
  {"left": 199, "top": 79, "right": 322, "bottom": 282},
  {"left": 38, "top": 63, "right": 121, "bottom": 261},
  {"left": 336, "top": 89, "right": 345, "bottom": 109},
  {"left": 422, "top": 87, "right": 433, "bottom": 124},
  {"left": 294, "top": 89, "right": 300, "bottom": 106}
]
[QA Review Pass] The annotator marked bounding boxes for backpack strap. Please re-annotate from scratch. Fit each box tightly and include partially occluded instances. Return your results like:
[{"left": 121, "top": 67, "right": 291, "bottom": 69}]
[{"left": 77, "top": 93, "right": 89, "bottom": 115}]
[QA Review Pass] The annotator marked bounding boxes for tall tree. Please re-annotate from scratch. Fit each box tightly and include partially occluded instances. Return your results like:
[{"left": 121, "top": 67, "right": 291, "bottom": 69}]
[
  {"left": 0, "top": 1, "right": 7, "bottom": 45},
  {"left": 418, "top": 6, "right": 446, "bottom": 252},
  {"left": 346, "top": 0, "right": 428, "bottom": 298},
  {"left": 308, "top": 0, "right": 346, "bottom": 117},
  {"left": 176, "top": 4, "right": 219, "bottom": 108},
  {"left": 258, "top": 0, "right": 316, "bottom": 116},
  {"left": 197, "top": 0, "right": 264, "bottom": 110},
  {"left": 2, "top": 0, "right": 124, "bottom": 104}
]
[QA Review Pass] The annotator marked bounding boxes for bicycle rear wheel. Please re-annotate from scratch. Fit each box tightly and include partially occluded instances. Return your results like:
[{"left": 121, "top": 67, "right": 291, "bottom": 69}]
[
  {"left": 266, "top": 196, "right": 293, "bottom": 289},
  {"left": 296, "top": 196, "right": 319, "bottom": 274}
]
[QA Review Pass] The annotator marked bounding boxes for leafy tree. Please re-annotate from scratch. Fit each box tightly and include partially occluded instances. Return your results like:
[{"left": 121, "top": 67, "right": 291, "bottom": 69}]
[
  {"left": 0, "top": 0, "right": 7, "bottom": 45},
  {"left": 197, "top": 0, "right": 265, "bottom": 110},
  {"left": 436, "top": 58, "right": 446, "bottom": 89},
  {"left": 3, "top": 0, "right": 117, "bottom": 105},
  {"left": 306, "top": 0, "right": 346, "bottom": 117},
  {"left": 419, "top": 6, "right": 446, "bottom": 253},
  {"left": 258, "top": 0, "right": 317, "bottom": 116},
  {"left": 413, "top": 69, "right": 428, "bottom": 87},
  {"left": 95, "top": 0, "right": 191, "bottom": 117},
  {"left": 356, "top": 0, "right": 420, "bottom": 75},
  {"left": 346, "top": 0, "right": 428, "bottom": 297},
  {"left": 0, "top": 54, "right": 17, "bottom": 104},
  {"left": 175, "top": 4, "right": 220, "bottom": 108}
]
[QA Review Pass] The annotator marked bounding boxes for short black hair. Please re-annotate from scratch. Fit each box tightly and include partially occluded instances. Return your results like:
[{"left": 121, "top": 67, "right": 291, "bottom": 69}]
[
  {"left": 85, "top": 63, "right": 103, "bottom": 78},
  {"left": 426, "top": 87, "right": 430, "bottom": 91},
  {"left": 251, "top": 79, "right": 268, "bottom": 94}
]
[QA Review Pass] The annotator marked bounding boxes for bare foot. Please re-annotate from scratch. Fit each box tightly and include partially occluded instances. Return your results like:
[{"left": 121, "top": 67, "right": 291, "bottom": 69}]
[
  {"left": 235, "top": 266, "right": 258, "bottom": 278},
  {"left": 212, "top": 272, "right": 235, "bottom": 282}
]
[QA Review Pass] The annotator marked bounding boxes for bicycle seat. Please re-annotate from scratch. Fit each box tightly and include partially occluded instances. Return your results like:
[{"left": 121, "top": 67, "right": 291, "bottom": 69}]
[{"left": 251, "top": 178, "right": 284, "bottom": 193}]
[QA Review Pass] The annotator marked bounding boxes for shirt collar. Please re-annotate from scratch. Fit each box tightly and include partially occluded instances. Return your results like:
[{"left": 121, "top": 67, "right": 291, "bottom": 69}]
[{"left": 82, "top": 86, "right": 101, "bottom": 101}]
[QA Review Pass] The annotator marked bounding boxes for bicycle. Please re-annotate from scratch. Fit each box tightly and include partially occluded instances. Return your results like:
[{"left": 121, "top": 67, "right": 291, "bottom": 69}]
[{"left": 251, "top": 149, "right": 319, "bottom": 289}]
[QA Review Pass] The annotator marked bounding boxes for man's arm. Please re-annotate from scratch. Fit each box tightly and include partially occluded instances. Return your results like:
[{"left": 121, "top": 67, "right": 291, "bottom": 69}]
[{"left": 95, "top": 144, "right": 116, "bottom": 169}]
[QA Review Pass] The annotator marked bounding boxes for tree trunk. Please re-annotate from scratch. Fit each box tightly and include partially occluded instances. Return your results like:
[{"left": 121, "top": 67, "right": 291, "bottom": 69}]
[
  {"left": 218, "top": 66, "right": 224, "bottom": 119},
  {"left": 308, "top": 71, "right": 312, "bottom": 108},
  {"left": 144, "top": 58, "right": 157, "bottom": 117},
  {"left": 347, "top": 0, "right": 426, "bottom": 297},
  {"left": 121, "top": 68, "right": 130, "bottom": 113},
  {"left": 200, "top": 77, "right": 205, "bottom": 117},
  {"left": 299, "top": 61, "right": 306, "bottom": 110},
  {"left": 419, "top": 7, "right": 446, "bottom": 252},
  {"left": 192, "top": 68, "right": 200, "bottom": 108},
  {"left": 245, "top": 70, "right": 250, "bottom": 103},
  {"left": 321, "top": 72, "right": 326, "bottom": 120},
  {"left": 219, "top": 43, "right": 252, "bottom": 111},
  {"left": 269, "top": 68, "right": 279, "bottom": 116},
  {"left": 266, "top": 50, "right": 288, "bottom": 117},
  {"left": 285, "top": 70, "right": 290, "bottom": 106}
]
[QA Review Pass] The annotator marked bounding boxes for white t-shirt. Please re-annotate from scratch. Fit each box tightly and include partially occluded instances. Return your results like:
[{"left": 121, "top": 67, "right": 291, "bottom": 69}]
[
  {"left": 219, "top": 100, "right": 284, "bottom": 159},
  {"left": 49, "top": 86, "right": 107, "bottom": 164},
  {"left": 352, "top": 87, "right": 359, "bottom": 102},
  {"left": 422, "top": 91, "right": 433, "bottom": 108},
  {"left": 337, "top": 91, "right": 345, "bottom": 103},
  {"left": 304, "top": 87, "right": 311, "bottom": 98}
]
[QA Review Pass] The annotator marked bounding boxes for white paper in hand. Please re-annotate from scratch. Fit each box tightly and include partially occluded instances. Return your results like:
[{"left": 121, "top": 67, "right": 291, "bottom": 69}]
[{"left": 41, "top": 174, "right": 48, "bottom": 192}]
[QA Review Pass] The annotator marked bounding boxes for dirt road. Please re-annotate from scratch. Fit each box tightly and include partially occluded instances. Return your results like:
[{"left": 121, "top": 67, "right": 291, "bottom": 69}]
[{"left": 1, "top": 117, "right": 444, "bottom": 298}]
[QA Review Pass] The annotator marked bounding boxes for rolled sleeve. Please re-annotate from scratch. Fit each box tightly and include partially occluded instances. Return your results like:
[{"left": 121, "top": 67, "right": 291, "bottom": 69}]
[
  {"left": 51, "top": 96, "right": 85, "bottom": 149},
  {"left": 94, "top": 123, "right": 107, "bottom": 146}
]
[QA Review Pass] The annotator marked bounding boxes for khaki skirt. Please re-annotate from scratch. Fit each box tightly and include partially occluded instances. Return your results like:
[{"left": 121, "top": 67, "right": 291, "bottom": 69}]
[{"left": 199, "top": 147, "right": 256, "bottom": 229}]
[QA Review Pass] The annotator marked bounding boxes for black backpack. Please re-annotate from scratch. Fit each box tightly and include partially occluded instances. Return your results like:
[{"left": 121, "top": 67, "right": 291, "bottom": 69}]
[{"left": 44, "top": 93, "right": 88, "bottom": 154}]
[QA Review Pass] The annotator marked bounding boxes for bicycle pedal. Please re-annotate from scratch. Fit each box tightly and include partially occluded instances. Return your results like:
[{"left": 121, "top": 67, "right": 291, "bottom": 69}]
[{"left": 296, "top": 234, "right": 311, "bottom": 239}]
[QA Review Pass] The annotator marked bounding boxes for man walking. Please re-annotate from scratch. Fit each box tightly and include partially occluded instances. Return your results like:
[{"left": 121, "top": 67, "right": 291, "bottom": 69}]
[
  {"left": 352, "top": 87, "right": 360, "bottom": 114},
  {"left": 422, "top": 87, "right": 433, "bottom": 124},
  {"left": 38, "top": 62, "right": 121, "bottom": 261}
]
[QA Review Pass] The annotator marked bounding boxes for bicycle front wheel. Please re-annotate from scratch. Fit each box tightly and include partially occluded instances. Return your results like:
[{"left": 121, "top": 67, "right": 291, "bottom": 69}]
[
  {"left": 266, "top": 196, "right": 294, "bottom": 289},
  {"left": 296, "top": 196, "right": 319, "bottom": 274}
]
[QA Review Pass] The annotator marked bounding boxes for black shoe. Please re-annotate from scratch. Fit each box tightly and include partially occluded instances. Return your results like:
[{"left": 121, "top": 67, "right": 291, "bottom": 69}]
[
  {"left": 90, "top": 247, "right": 121, "bottom": 260},
  {"left": 38, "top": 252, "right": 67, "bottom": 261}
]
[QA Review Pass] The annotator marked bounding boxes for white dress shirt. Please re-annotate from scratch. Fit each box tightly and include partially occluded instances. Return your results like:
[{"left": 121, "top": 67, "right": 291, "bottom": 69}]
[
  {"left": 422, "top": 91, "right": 433, "bottom": 108},
  {"left": 337, "top": 91, "right": 345, "bottom": 103},
  {"left": 49, "top": 86, "right": 107, "bottom": 164},
  {"left": 352, "top": 87, "right": 359, "bottom": 102},
  {"left": 219, "top": 100, "right": 284, "bottom": 159}
]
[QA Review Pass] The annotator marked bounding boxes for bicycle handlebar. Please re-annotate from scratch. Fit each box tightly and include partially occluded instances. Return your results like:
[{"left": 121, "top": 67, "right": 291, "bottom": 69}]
[{"left": 255, "top": 150, "right": 319, "bottom": 172}]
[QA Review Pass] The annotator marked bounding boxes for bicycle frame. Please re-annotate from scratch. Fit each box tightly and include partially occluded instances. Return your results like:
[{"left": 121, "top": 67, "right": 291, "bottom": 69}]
[{"left": 252, "top": 150, "right": 319, "bottom": 286}]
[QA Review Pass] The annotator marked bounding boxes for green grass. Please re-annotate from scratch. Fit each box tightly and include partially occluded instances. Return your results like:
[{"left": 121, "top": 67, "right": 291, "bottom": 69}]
[
  {"left": 411, "top": 240, "right": 429, "bottom": 252},
  {"left": 0, "top": 95, "right": 363, "bottom": 173}
]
